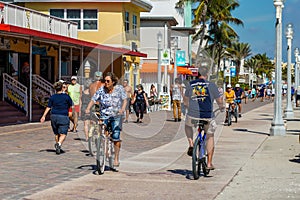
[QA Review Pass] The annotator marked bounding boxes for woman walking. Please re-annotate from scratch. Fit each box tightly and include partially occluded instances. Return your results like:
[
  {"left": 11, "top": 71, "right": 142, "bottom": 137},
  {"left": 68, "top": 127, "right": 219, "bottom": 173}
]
[
  {"left": 40, "top": 81, "right": 73, "bottom": 154},
  {"left": 132, "top": 84, "right": 149, "bottom": 123}
]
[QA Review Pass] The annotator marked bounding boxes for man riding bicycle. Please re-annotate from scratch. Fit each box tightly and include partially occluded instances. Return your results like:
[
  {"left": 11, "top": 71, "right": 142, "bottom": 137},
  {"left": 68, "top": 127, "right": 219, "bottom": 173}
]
[
  {"left": 224, "top": 84, "right": 236, "bottom": 123},
  {"left": 234, "top": 84, "right": 244, "bottom": 117},
  {"left": 85, "top": 72, "right": 127, "bottom": 168},
  {"left": 184, "top": 66, "right": 224, "bottom": 170}
]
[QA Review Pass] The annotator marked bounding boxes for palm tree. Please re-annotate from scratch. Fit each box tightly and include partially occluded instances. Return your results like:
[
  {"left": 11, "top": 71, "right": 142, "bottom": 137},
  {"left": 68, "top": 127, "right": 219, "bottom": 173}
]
[
  {"left": 227, "top": 42, "right": 252, "bottom": 78},
  {"left": 253, "top": 53, "right": 274, "bottom": 79}
]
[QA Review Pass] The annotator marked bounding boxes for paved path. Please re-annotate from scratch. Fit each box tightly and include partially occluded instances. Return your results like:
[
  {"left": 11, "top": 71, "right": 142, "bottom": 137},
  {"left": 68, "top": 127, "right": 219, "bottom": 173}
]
[{"left": 0, "top": 100, "right": 299, "bottom": 199}]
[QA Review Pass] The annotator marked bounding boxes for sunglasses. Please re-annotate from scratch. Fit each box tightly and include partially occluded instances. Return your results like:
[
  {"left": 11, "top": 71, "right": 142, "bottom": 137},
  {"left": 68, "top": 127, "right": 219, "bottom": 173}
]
[{"left": 105, "top": 79, "right": 111, "bottom": 83}]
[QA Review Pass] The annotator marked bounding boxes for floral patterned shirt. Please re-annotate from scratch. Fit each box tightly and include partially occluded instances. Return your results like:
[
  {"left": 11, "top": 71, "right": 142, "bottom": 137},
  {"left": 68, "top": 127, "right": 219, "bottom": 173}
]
[{"left": 91, "top": 85, "right": 127, "bottom": 117}]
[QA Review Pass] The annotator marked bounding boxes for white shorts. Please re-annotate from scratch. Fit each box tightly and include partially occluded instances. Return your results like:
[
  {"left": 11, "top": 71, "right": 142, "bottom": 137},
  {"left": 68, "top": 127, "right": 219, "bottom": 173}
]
[{"left": 185, "top": 115, "right": 217, "bottom": 135}]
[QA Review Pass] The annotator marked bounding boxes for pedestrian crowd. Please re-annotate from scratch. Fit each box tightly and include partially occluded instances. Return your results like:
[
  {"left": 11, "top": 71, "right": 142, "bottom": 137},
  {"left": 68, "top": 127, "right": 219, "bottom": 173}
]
[{"left": 40, "top": 65, "right": 300, "bottom": 174}]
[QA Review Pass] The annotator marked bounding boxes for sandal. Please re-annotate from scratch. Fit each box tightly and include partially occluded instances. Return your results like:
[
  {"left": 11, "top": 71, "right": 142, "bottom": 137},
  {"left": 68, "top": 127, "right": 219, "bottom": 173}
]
[{"left": 206, "top": 165, "right": 215, "bottom": 170}]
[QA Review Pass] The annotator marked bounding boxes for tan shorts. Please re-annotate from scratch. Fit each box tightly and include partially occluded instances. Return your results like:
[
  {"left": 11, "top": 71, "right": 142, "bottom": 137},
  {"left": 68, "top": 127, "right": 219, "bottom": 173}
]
[{"left": 185, "top": 115, "right": 217, "bottom": 135}]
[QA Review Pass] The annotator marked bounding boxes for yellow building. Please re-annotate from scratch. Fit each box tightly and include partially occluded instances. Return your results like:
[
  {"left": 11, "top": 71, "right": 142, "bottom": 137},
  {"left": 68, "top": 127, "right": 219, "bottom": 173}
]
[{"left": 17, "top": 0, "right": 152, "bottom": 87}]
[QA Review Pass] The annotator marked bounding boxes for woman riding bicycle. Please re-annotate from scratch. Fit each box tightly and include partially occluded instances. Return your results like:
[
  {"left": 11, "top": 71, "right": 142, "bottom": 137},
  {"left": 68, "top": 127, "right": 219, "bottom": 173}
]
[
  {"left": 85, "top": 72, "right": 127, "bottom": 168},
  {"left": 224, "top": 84, "right": 236, "bottom": 124}
]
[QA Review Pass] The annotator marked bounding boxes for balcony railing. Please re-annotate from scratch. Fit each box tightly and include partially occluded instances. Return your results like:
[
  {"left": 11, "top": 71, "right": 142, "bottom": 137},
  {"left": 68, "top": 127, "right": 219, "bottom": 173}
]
[{"left": 0, "top": 1, "right": 78, "bottom": 38}]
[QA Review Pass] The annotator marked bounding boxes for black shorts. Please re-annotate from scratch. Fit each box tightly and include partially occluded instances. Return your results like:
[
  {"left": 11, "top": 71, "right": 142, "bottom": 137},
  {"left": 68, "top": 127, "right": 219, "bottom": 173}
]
[{"left": 125, "top": 98, "right": 131, "bottom": 111}]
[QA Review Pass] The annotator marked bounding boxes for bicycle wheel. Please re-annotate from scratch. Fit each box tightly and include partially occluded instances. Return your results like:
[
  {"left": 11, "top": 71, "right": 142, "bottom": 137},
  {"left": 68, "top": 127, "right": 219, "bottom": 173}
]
[
  {"left": 192, "top": 137, "right": 201, "bottom": 180},
  {"left": 227, "top": 109, "right": 232, "bottom": 126},
  {"left": 108, "top": 139, "right": 115, "bottom": 169},
  {"left": 96, "top": 135, "right": 106, "bottom": 175},
  {"left": 234, "top": 107, "right": 238, "bottom": 123},
  {"left": 88, "top": 128, "right": 97, "bottom": 156}
]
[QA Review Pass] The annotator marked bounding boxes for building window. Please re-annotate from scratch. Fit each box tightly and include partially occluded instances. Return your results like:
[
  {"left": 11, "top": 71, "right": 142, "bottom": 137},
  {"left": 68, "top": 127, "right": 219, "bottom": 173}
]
[
  {"left": 50, "top": 9, "right": 64, "bottom": 18},
  {"left": 125, "top": 11, "right": 130, "bottom": 33},
  {"left": 67, "top": 9, "right": 81, "bottom": 29},
  {"left": 50, "top": 9, "right": 98, "bottom": 30},
  {"left": 132, "top": 14, "right": 137, "bottom": 35},
  {"left": 83, "top": 9, "right": 98, "bottom": 30}
]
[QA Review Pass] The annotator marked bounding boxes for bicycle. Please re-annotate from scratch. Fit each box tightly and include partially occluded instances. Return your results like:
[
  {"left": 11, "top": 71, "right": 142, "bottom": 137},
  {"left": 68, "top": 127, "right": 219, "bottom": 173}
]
[
  {"left": 191, "top": 109, "right": 221, "bottom": 180},
  {"left": 226, "top": 101, "right": 238, "bottom": 126},
  {"left": 89, "top": 112, "right": 115, "bottom": 175}
]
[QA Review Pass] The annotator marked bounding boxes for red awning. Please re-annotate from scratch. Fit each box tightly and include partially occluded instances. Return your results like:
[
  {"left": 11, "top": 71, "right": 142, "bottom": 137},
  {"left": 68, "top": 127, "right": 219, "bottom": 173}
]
[
  {"left": 141, "top": 63, "right": 192, "bottom": 75},
  {"left": 0, "top": 24, "right": 147, "bottom": 57}
]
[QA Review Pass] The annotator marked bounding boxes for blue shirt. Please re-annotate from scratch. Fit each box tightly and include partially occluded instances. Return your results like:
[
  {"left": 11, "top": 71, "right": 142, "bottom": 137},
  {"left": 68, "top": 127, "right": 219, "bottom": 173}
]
[
  {"left": 185, "top": 78, "right": 221, "bottom": 118},
  {"left": 234, "top": 88, "right": 244, "bottom": 98},
  {"left": 92, "top": 85, "right": 127, "bottom": 117},
  {"left": 48, "top": 93, "right": 73, "bottom": 116}
]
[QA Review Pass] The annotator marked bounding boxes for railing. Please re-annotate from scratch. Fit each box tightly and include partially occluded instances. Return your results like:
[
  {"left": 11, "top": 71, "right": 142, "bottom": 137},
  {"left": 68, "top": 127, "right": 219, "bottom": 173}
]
[
  {"left": 32, "top": 74, "right": 54, "bottom": 107},
  {"left": 2, "top": 73, "right": 28, "bottom": 115},
  {"left": 0, "top": 1, "right": 78, "bottom": 38}
]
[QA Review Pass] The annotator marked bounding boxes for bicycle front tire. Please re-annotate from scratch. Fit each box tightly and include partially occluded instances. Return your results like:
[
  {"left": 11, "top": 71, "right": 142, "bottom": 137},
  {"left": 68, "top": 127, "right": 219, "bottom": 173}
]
[
  {"left": 227, "top": 110, "right": 232, "bottom": 126},
  {"left": 96, "top": 135, "right": 106, "bottom": 175},
  {"left": 88, "top": 128, "right": 97, "bottom": 156},
  {"left": 192, "top": 137, "right": 201, "bottom": 180}
]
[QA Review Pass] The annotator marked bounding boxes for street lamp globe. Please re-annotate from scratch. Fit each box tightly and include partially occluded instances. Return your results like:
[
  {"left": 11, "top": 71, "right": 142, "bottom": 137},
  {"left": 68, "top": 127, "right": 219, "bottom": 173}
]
[
  {"left": 285, "top": 23, "right": 293, "bottom": 39},
  {"left": 157, "top": 31, "right": 162, "bottom": 43},
  {"left": 295, "top": 47, "right": 299, "bottom": 58}
]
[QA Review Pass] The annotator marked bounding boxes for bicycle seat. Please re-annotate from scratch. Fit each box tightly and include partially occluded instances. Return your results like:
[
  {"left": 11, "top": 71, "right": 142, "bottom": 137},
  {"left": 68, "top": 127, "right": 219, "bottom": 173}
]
[{"left": 191, "top": 119, "right": 208, "bottom": 127}]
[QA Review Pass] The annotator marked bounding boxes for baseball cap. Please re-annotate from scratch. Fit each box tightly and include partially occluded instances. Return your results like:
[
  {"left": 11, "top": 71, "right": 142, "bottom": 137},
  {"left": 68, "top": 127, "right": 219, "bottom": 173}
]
[
  {"left": 94, "top": 71, "right": 102, "bottom": 80},
  {"left": 227, "top": 84, "right": 232, "bottom": 88},
  {"left": 58, "top": 79, "right": 65, "bottom": 83},
  {"left": 71, "top": 76, "right": 77, "bottom": 80},
  {"left": 235, "top": 84, "right": 240, "bottom": 88}
]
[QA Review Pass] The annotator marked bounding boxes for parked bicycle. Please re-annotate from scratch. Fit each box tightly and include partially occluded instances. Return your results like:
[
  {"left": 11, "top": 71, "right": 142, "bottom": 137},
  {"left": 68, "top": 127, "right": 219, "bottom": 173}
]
[
  {"left": 191, "top": 109, "right": 222, "bottom": 180},
  {"left": 89, "top": 112, "right": 116, "bottom": 175}
]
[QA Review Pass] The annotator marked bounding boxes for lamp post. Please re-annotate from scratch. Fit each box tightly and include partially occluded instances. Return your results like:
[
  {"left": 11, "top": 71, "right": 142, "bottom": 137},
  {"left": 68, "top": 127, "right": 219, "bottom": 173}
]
[
  {"left": 173, "top": 37, "right": 178, "bottom": 83},
  {"left": 284, "top": 23, "right": 294, "bottom": 118},
  {"left": 270, "top": 0, "right": 285, "bottom": 136},
  {"left": 294, "top": 47, "right": 299, "bottom": 101},
  {"left": 157, "top": 31, "right": 162, "bottom": 95}
]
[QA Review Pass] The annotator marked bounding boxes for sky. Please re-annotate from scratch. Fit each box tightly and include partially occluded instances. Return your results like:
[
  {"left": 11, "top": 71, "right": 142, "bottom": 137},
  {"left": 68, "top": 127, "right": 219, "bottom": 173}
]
[{"left": 231, "top": 0, "right": 300, "bottom": 62}]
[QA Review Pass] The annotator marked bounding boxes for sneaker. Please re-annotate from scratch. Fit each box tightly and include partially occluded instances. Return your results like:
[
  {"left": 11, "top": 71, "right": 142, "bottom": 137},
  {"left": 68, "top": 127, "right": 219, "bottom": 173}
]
[
  {"left": 55, "top": 143, "right": 61, "bottom": 155},
  {"left": 239, "top": 114, "right": 242, "bottom": 118},
  {"left": 123, "top": 120, "right": 128, "bottom": 123},
  {"left": 187, "top": 146, "right": 193, "bottom": 157}
]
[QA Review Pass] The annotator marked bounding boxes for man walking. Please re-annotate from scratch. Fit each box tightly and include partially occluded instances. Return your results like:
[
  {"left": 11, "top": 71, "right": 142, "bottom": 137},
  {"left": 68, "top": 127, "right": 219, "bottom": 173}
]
[
  {"left": 171, "top": 78, "right": 183, "bottom": 122},
  {"left": 122, "top": 79, "right": 133, "bottom": 123},
  {"left": 68, "top": 76, "right": 82, "bottom": 132}
]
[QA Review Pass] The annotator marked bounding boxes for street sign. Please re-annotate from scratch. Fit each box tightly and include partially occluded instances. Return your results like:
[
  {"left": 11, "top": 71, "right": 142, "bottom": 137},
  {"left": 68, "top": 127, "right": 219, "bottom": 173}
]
[
  {"left": 161, "top": 49, "right": 170, "bottom": 65},
  {"left": 176, "top": 50, "right": 186, "bottom": 66},
  {"left": 230, "top": 66, "right": 236, "bottom": 77},
  {"left": 224, "top": 69, "right": 230, "bottom": 77}
]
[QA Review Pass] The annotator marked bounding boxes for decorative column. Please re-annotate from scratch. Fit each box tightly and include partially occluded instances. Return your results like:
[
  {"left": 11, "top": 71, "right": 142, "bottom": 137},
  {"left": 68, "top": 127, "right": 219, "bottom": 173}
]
[
  {"left": 173, "top": 37, "right": 178, "bottom": 83},
  {"left": 270, "top": 0, "right": 286, "bottom": 136},
  {"left": 294, "top": 47, "right": 299, "bottom": 103},
  {"left": 284, "top": 23, "right": 294, "bottom": 119},
  {"left": 157, "top": 31, "right": 162, "bottom": 94}
]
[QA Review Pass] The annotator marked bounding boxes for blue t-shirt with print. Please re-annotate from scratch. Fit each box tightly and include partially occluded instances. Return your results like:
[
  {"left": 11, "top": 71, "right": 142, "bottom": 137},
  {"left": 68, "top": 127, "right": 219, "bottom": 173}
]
[
  {"left": 48, "top": 93, "right": 73, "bottom": 116},
  {"left": 92, "top": 85, "right": 127, "bottom": 117},
  {"left": 185, "top": 78, "right": 221, "bottom": 118}
]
